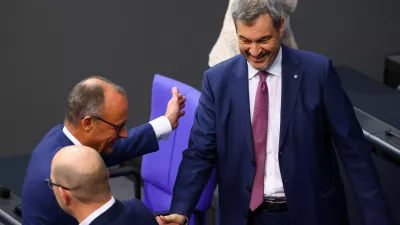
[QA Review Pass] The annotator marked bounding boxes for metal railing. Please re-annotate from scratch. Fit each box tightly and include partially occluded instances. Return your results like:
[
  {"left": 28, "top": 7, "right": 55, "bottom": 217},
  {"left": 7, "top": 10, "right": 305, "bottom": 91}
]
[{"left": 354, "top": 107, "right": 400, "bottom": 160}]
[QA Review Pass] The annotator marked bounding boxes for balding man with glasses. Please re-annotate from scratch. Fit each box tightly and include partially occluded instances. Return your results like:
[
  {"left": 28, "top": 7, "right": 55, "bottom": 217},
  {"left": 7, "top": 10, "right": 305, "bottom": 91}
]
[
  {"left": 46, "top": 145, "right": 159, "bottom": 225},
  {"left": 22, "top": 76, "right": 186, "bottom": 225}
]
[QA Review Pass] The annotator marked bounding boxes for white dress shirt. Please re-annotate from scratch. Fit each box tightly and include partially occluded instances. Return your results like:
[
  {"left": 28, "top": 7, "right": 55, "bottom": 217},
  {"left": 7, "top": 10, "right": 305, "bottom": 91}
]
[
  {"left": 79, "top": 196, "right": 116, "bottom": 225},
  {"left": 248, "top": 47, "right": 285, "bottom": 197},
  {"left": 148, "top": 116, "right": 173, "bottom": 140},
  {"left": 63, "top": 116, "right": 172, "bottom": 145}
]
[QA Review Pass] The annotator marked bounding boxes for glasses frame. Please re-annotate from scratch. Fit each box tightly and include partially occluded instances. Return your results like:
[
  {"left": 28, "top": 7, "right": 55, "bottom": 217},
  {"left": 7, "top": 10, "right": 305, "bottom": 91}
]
[
  {"left": 44, "top": 177, "right": 70, "bottom": 190},
  {"left": 91, "top": 116, "right": 126, "bottom": 137}
]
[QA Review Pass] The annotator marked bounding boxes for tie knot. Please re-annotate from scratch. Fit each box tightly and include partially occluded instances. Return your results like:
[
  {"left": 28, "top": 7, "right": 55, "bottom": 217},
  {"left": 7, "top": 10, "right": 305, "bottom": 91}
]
[{"left": 258, "top": 71, "right": 268, "bottom": 82}]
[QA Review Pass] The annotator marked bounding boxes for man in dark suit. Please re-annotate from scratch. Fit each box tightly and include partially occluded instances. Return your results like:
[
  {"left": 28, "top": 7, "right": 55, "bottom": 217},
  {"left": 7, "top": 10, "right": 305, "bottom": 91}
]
[
  {"left": 158, "top": 0, "right": 393, "bottom": 225},
  {"left": 49, "top": 145, "right": 158, "bottom": 225},
  {"left": 22, "top": 76, "right": 186, "bottom": 224}
]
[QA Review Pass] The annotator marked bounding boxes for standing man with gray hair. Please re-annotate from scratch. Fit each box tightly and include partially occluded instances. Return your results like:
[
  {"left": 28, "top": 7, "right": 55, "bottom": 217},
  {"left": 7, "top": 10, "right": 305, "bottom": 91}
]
[
  {"left": 49, "top": 145, "right": 159, "bottom": 225},
  {"left": 208, "top": 0, "right": 298, "bottom": 67},
  {"left": 159, "top": 0, "right": 392, "bottom": 224},
  {"left": 22, "top": 76, "right": 186, "bottom": 225}
]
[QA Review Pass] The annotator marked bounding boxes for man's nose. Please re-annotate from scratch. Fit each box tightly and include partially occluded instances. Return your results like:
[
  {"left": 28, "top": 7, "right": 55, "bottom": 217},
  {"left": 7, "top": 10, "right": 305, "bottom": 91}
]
[
  {"left": 119, "top": 127, "right": 128, "bottom": 138},
  {"left": 249, "top": 43, "right": 261, "bottom": 57}
]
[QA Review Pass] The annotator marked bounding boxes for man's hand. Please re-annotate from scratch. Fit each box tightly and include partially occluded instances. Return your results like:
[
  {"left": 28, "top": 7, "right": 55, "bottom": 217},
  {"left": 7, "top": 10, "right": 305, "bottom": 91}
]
[
  {"left": 156, "top": 214, "right": 187, "bottom": 225},
  {"left": 165, "top": 87, "right": 186, "bottom": 130}
]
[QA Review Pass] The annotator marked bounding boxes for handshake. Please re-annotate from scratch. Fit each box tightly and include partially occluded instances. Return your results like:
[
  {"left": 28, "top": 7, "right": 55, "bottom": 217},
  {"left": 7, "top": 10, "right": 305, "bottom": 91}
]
[{"left": 156, "top": 214, "right": 188, "bottom": 225}]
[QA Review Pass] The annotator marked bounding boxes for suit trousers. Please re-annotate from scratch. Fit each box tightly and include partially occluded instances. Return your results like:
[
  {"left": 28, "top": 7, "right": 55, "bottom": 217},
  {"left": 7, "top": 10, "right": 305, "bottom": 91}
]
[{"left": 248, "top": 207, "right": 290, "bottom": 225}]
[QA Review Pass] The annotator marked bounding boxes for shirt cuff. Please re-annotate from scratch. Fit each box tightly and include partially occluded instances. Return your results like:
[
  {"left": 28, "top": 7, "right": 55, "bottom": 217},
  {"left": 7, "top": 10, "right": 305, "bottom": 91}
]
[{"left": 148, "top": 116, "right": 172, "bottom": 140}]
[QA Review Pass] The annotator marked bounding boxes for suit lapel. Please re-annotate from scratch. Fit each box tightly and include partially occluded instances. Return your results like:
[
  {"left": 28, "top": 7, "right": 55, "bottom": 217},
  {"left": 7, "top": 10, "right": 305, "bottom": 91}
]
[
  {"left": 230, "top": 56, "right": 254, "bottom": 156},
  {"left": 229, "top": 48, "right": 302, "bottom": 154},
  {"left": 279, "top": 45, "right": 302, "bottom": 150}
]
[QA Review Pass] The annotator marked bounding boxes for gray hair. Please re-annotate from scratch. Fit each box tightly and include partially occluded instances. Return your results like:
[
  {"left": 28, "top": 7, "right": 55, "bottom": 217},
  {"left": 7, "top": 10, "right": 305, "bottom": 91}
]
[
  {"left": 65, "top": 76, "right": 126, "bottom": 126},
  {"left": 231, "top": 0, "right": 285, "bottom": 29}
]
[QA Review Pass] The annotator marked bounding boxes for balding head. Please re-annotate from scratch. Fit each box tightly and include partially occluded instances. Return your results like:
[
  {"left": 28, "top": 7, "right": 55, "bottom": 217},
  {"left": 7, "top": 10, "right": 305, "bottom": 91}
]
[
  {"left": 51, "top": 145, "right": 110, "bottom": 204},
  {"left": 65, "top": 76, "right": 127, "bottom": 126},
  {"left": 63, "top": 76, "right": 129, "bottom": 154}
]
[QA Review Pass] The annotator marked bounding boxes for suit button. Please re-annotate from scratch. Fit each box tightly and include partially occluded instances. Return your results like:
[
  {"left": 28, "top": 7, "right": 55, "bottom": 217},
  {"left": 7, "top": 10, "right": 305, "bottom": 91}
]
[
  {"left": 251, "top": 160, "right": 255, "bottom": 166},
  {"left": 243, "top": 212, "right": 248, "bottom": 218},
  {"left": 246, "top": 186, "right": 252, "bottom": 192}
]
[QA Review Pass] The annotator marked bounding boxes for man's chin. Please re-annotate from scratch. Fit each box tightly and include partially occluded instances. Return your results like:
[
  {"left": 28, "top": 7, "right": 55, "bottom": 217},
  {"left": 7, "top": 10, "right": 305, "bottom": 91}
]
[{"left": 249, "top": 61, "right": 269, "bottom": 70}]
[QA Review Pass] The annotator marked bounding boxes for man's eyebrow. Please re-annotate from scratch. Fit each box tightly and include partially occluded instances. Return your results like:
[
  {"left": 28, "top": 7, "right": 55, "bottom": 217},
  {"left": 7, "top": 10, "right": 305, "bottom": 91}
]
[
  {"left": 116, "top": 120, "right": 127, "bottom": 127},
  {"left": 257, "top": 35, "right": 272, "bottom": 41},
  {"left": 238, "top": 35, "right": 249, "bottom": 40},
  {"left": 119, "top": 120, "right": 127, "bottom": 126},
  {"left": 238, "top": 35, "right": 272, "bottom": 42}
]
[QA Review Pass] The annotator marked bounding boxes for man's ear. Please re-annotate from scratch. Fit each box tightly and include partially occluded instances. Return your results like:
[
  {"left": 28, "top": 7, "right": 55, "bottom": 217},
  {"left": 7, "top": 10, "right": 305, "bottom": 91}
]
[
  {"left": 60, "top": 188, "right": 71, "bottom": 206},
  {"left": 279, "top": 16, "right": 285, "bottom": 37},
  {"left": 81, "top": 116, "right": 94, "bottom": 132}
]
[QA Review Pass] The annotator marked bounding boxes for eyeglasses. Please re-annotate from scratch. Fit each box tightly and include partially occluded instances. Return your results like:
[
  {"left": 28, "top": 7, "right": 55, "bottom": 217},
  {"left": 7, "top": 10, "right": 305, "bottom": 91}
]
[
  {"left": 44, "top": 177, "right": 70, "bottom": 190},
  {"left": 91, "top": 116, "right": 126, "bottom": 137}
]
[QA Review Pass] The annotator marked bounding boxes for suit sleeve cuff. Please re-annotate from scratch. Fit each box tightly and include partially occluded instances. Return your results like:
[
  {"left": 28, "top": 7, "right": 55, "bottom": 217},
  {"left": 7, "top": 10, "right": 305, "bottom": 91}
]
[{"left": 148, "top": 116, "right": 172, "bottom": 140}]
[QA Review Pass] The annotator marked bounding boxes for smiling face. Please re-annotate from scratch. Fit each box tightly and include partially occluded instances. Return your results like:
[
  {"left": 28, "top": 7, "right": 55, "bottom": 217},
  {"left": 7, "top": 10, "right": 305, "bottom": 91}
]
[
  {"left": 236, "top": 13, "right": 284, "bottom": 70},
  {"left": 84, "top": 89, "right": 128, "bottom": 154},
  {"left": 75, "top": 82, "right": 129, "bottom": 155}
]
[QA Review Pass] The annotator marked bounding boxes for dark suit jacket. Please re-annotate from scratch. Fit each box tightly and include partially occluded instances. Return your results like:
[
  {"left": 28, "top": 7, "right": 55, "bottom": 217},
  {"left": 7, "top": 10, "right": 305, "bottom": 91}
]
[
  {"left": 22, "top": 124, "right": 158, "bottom": 225},
  {"left": 89, "top": 199, "right": 158, "bottom": 225},
  {"left": 170, "top": 45, "right": 392, "bottom": 225}
]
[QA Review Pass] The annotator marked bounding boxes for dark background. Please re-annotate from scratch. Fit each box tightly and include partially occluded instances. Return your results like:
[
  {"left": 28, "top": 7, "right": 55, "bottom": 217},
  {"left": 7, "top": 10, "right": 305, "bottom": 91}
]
[
  {"left": 2, "top": 0, "right": 400, "bottom": 157},
  {"left": 1, "top": 1, "right": 400, "bottom": 224}
]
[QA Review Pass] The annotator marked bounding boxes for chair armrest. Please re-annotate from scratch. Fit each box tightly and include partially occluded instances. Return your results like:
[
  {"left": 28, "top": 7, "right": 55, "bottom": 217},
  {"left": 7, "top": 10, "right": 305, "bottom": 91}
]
[
  {"left": 109, "top": 167, "right": 139, "bottom": 178},
  {"left": 0, "top": 186, "right": 22, "bottom": 224},
  {"left": 0, "top": 208, "right": 21, "bottom": 225},
  {"left": 108, "top": 167, "right": 142, "bottom": 200}
]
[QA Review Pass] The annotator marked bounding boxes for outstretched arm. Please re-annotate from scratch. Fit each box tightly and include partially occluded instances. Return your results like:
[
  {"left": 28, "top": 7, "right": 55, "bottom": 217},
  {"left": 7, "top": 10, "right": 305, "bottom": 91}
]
[
  {"left": 103, "top": 87, "right": 186, "bottom": 167},
  {"left": 160, "top": 73, "right": 218, "bottom": 225}
]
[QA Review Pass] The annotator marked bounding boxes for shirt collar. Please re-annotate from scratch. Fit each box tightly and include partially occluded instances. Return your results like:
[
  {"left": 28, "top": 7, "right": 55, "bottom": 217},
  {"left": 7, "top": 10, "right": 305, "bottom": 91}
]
[
  {"left": 62, "top": 126, "right": 115, "bottom": 225},
  {"left": 79, "top": 197, "right": 116, "bottom": 225},
  {"left": 62, "top": 126, "right": 82, "bottom": 146},
  {"left": 248, "top": 47, "right": 282, "bottom": 80}
]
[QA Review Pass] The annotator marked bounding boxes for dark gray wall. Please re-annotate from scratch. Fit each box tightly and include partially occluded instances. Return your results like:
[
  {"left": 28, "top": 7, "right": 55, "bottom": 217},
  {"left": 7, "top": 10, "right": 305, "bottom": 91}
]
[
  {"left": 291, "top": 0, "right": 400, "bottom": 81},
  {"left": 2, "top": 0, "right": 227, "bottom": 157},
  {"left": 2, "top": 0, "right": 400, "bottom": 157},
  {"left": 2, "top": 1, "right": 400, "bottom": 224}
]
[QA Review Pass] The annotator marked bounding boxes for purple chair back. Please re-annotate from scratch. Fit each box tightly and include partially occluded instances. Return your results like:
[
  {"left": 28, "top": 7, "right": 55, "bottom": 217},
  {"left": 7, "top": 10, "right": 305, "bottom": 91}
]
[{"left": 141, "top": 75, "right": 217, "bottom": 224}]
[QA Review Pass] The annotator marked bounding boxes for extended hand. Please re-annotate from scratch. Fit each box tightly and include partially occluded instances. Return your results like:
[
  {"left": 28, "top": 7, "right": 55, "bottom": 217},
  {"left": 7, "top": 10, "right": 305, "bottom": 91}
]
[
  {"left": 156, "top": 214, "right": 187, "bottom": 225},
  {"left": 165, "top": 87, "right": 186, "bottom": 130}
]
